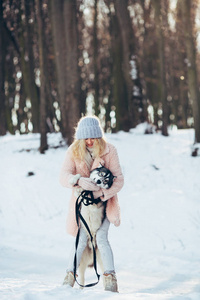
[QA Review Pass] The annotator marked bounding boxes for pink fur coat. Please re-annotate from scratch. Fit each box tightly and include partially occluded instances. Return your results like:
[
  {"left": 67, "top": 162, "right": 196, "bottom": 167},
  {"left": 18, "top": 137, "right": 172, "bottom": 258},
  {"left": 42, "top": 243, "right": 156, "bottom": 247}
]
[{"left": 60, "top": 142, "right": 124, "bottom": 236}]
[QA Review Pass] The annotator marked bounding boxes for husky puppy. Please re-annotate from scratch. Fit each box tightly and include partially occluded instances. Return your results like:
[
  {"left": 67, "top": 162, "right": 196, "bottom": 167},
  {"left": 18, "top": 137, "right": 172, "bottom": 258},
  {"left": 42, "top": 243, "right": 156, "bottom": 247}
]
[
  {"left": 90, "top": 164, "right": 116, "bottom": 189},
  {"left": 78, "top": 164, "right": 115, "bottom": 287}
]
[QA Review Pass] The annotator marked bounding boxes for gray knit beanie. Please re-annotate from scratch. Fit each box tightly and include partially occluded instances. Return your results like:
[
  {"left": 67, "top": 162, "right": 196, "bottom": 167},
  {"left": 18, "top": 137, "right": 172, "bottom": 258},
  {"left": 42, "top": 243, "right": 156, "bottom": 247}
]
[{"left": 75, "top": 116, "right": 103, "bottom": 140}]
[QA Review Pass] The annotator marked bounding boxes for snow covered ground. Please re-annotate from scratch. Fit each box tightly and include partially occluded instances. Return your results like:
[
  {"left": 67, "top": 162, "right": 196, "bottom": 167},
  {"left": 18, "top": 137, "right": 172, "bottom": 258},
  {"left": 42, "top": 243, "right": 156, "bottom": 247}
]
[{"left": 0, "top": 124, "right": 200, "bottom": 300}]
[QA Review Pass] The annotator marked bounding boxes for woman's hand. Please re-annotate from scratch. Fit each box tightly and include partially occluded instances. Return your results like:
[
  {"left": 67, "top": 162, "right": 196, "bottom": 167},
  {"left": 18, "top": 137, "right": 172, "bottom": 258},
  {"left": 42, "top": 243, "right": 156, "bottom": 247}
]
[
  {"left": 93, "top": 190, "right": 104, "bottom": 199},
  {"left": 78, "top": 177, "right": 100, "bottom": 191}
]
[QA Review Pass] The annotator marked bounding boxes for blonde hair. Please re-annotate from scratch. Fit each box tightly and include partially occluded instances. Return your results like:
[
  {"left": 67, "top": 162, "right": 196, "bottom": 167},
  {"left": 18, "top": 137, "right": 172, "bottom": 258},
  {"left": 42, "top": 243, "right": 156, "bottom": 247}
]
[{"left": 71, "top": 137, "right": 107, "bottom": 160}]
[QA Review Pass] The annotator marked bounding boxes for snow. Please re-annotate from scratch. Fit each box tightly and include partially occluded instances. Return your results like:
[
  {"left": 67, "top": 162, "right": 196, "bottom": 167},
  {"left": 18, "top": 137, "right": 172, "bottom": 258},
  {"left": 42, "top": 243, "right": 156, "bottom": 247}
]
[{"left": 0, "top": 125, "right": 200, "bottom": 300}]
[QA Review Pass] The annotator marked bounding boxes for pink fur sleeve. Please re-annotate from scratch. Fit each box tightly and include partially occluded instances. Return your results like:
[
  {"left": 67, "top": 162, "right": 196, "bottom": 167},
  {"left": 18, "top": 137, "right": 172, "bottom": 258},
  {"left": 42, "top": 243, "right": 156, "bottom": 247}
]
[
  {"left": 100, "top": 144, "right": 124, "bottom": 202},
  {"left": 59, "top": 146, "right": 80, "bottom": 188}
]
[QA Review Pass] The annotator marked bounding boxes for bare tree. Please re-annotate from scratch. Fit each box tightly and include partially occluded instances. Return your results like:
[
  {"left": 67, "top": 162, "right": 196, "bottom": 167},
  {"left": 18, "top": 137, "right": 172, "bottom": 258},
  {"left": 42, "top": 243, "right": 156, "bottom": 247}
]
[
  {"left": 24, "top": 0, "right": 40, "bottom": 133},
  {"left": 179, "top": 0, "right": 200, "bottom": 143},
  {"left": 0, "top": 0, "right": 6, "bottom": 135},
  {"left": 64, "top": 0, "right": 81, "bottom": 144},
  {"left": 36, "top": 0, "right": 48, "bottom": 153},
  {"left": 49, "top": 0, "right": 68, "bottom": 137},
  {"left": 50, "top": 0, "right": 81, "bottom": 145},
  {"left": 17, "top": 0, "right": 40, "bottom": 133},
  {"left": 113, "top": 0, "right": 143, "bottom": 130},
  {"left": 108, "top": 7, "right": 129, "bottom": 132},
  {"left": 152, "top": 0, "right": 168, "bottom": 136},
  {"left": 2, "top": 0, "right": 200, "bottom": 143},
  {"left": 93, "top": 0, "right": 100, "bottom": 115}
]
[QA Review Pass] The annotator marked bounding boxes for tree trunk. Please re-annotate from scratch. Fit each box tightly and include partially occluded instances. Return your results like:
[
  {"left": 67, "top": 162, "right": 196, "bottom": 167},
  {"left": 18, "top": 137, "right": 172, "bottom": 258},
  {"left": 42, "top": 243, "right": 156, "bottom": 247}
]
[
  {"left": 109, "top": 10, "right": 129, "bottom": 132},
  {"left": 36, "top": 0, "right": 48, "bottom": 153},
  {"left": 49, "top": 0, "right": 68, "bottom": 138},
  {"left": 180, "top": 0, "right": 200, "bottom": 143},
  {"left": 106, "top": 1, "right": 132, "bottom": 131},
  {"left": 24, "top": 0, "right": 40, "bottom": 133},
  {"left": 50, "top": 0, "right": 80, "bottom": 144},
  {"left": 0, "top": 0, "right": 7, "bottom": 135},
  {"left": 140, "top": 1, "right": 159, "bottom": 128},
  {"left": 93, "top": 0, "right": 100, "bottom": 116},
  {"left": 17, "top": 0, "right": 40, "bottom": 133},
  {"left": 114, "top": 0, "right": 143, "bottom": 129},
  {"left": 152, "top": 0, "right": 168, "bottom": 136},
  {"left": 175, "top": 1, "right": 189, "bottom": 129},
  {"left": 63, "top": 0, "right": 81, "bottom": 144}
]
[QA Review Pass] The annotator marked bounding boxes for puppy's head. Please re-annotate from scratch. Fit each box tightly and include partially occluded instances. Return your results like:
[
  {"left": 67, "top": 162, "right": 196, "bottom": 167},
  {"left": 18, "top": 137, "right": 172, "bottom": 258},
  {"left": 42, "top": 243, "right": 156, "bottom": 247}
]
[{"left": 90, "top": 164, "right": 116, "bottom": 189}]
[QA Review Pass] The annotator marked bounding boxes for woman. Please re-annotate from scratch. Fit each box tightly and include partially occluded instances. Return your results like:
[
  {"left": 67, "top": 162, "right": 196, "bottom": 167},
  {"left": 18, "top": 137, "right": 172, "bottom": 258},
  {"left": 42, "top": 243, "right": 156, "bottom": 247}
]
[{"left": 60, "top": 116, "right": 124, "bottom": 292}]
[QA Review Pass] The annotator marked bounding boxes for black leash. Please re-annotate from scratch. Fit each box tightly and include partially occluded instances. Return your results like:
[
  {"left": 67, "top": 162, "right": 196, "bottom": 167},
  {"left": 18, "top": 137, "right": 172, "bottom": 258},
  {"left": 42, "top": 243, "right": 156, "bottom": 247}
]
[{"left": 73, "top": 190, "right": 101, "bottom": 288}]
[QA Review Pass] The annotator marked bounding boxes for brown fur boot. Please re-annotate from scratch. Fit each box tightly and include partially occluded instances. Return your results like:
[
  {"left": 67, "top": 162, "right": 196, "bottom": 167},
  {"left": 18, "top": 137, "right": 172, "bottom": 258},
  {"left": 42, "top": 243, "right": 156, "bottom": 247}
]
[
  {"left": 103, "top": 272, "right": 119, "bottom": 293},
  {"left": 63, "top": 271, "right": 75, "bottom": 287}
]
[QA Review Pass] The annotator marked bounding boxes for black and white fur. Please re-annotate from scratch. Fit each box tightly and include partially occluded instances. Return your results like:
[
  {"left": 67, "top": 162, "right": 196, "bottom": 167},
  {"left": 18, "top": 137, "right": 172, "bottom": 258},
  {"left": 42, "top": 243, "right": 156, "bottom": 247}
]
[
  {"left": 78, "top": 164, "right": 116, "bottom": 287},
  {"left": 90, "top": 164, "right": 116, "bottom": 190}
]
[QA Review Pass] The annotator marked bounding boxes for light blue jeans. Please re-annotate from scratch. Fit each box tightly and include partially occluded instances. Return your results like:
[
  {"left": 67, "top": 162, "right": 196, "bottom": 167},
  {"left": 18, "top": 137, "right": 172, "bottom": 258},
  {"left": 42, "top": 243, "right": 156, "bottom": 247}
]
[{"left": 67, "top": 217, "right": 115, "bottom": 274}]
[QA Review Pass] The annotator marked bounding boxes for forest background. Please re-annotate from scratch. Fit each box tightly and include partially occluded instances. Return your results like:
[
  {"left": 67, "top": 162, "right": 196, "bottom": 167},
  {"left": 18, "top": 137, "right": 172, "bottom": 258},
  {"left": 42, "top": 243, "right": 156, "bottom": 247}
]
[{"left": 0, "top": 0, "right": 200, "bottom": 153}]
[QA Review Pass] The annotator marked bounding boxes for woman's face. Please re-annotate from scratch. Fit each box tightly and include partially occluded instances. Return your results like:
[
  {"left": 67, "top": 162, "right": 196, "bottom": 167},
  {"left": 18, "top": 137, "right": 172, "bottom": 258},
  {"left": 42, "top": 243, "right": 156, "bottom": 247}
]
[{"left": 85, "top": 138, "right": 95, "bottom": 148}]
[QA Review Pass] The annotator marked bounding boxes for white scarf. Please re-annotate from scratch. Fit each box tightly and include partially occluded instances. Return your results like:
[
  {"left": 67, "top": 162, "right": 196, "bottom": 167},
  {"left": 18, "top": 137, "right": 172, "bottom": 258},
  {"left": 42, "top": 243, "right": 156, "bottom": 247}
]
[{"left": 84, "top": 147, "right": 95, "bottom": 170}]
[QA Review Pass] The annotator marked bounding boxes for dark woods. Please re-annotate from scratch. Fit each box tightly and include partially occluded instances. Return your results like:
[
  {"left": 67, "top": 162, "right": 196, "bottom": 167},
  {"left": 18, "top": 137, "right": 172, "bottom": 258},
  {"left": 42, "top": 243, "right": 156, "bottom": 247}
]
[{"left": 0, "top": 0, "right": 200, "bottom": 152}]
